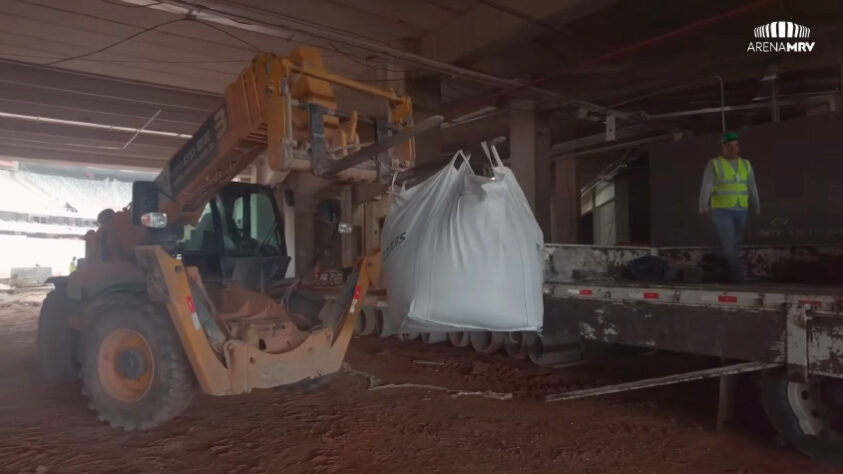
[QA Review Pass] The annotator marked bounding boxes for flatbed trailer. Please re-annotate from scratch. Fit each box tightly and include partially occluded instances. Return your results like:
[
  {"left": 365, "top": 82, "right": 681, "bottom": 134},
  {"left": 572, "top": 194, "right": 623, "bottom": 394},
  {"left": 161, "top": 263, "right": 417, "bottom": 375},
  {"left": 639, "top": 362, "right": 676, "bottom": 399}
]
[
  {"left": 355, "top": 242, "right": 843, "bottom": 460},
  {"left": 539, "top": 243, "right": 843, "bottom": 462},
  {"left": 544, "top": 279, "right": 842, "bottom": 373}
]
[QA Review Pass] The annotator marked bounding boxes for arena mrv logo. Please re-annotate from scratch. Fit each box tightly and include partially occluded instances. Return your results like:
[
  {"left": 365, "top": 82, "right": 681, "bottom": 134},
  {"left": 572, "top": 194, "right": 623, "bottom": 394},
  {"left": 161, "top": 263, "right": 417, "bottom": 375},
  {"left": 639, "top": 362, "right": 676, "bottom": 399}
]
[{"left": 747, "top": 21, "right": 815, "bottom": 53}]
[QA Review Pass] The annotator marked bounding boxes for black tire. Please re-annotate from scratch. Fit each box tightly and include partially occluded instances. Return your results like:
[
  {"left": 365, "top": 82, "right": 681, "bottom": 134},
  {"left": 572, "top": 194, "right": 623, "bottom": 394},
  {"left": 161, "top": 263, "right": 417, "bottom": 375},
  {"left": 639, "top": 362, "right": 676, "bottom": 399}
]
[
  {"left": 448, "top": 331, "right": 471, "bottom": 348},
  {"left": 373, "top": 308, "right": 385, "bottom": 337},
  {"left": 469, "top": 331, "right": 503, "bottom": 354},
  {"left": 37, "top": 290, "right": 78, "bottom": 382},
  {"left": 760, "top": 369, "right": 843, "bottom": 464},
  {"left": 357, "top": 306, "right": 376, "bottom": 336},
  {"left": 81, "top": 293, "right": 197, "bottom": 431},
  {"left": 503, "top": 331, "right": 529, "bottom": 360}
]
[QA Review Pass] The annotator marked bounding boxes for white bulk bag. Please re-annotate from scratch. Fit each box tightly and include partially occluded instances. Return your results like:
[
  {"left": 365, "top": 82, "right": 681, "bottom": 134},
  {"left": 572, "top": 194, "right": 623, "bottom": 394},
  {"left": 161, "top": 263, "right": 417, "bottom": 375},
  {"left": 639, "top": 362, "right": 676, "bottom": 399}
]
[{"left": 380, "top": 150, "right": 544, "bottom": 334}]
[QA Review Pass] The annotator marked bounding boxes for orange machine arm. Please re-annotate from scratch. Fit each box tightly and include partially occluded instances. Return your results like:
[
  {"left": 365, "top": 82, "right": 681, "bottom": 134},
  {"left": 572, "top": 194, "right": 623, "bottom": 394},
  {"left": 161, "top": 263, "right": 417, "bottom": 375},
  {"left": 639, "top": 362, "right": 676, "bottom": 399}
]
[{"left": 153, "top": 46, "right": 416, "bottom": 226}]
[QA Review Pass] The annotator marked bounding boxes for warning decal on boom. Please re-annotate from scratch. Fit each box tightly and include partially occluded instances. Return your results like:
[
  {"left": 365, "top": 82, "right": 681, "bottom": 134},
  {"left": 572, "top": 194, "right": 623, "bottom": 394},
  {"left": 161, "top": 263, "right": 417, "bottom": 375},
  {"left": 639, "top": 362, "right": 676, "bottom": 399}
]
[{"left": 158, "top": 106, "right": 228, "bottom": 197}]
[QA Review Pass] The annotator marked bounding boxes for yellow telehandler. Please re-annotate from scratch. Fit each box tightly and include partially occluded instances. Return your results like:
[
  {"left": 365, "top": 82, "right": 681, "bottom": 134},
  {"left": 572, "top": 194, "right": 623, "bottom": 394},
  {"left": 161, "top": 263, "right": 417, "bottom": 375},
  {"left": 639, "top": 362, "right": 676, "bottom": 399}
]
[{"left": 37, "top": 46, "right": 441, "bottom": 430}]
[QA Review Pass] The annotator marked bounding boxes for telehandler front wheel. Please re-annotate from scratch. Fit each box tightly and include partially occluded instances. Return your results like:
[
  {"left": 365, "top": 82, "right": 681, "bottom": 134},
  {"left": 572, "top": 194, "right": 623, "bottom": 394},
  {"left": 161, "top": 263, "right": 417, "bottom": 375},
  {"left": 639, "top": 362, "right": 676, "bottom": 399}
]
[
  {"left": 81, "top": 295, "right": 197, "bottom": 431},
  {"left": 37, "top": 289, "right": 79, "bottom": 382}
]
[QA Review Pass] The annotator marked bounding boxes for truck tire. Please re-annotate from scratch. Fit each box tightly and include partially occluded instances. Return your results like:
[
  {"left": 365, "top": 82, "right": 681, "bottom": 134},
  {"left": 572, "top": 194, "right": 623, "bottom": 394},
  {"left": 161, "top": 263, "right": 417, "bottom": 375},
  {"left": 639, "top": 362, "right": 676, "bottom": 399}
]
[
  {"left": 373, "top": 308, "right": 386, "bottom": 337},
  {"left": 358, "top": 306, "right": 377, "bottom": 336},
  {"left": 527, "top": 333, "right": 583, "bottom": 367},
  {"left": 81, "top": 294, "right": 197, "bottom": 431},
  {"left": 469, "top": 331, "right": 503, "bottom": 354},
  {"left": 760, "top": 369, "right": 843, "bottom": 464},
  {"left": 448, "top": 332, "right": 471, "bottom": 348},
  {"left": 399, "top": 331, "right": 420, "bottom": 342},
  {"left": 354, "top": 308, "right": 368, "bottom": 335},
  {"left": 37, "top": 290, "right": 79, "bottom": 382},
  {"left": 503, "top": 331, "right": 529, "bottom": 360},
  {"left": 421, "top": 332, "right": 447, "bottom": 344}
]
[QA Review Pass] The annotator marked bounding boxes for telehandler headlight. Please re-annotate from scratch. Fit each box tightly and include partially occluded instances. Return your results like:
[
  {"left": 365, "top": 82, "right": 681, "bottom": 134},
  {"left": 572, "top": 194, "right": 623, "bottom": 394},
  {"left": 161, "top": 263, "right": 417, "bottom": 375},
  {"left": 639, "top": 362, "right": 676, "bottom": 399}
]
[{"left": 140, "top": 212, "right": 168, "bottom": 228}]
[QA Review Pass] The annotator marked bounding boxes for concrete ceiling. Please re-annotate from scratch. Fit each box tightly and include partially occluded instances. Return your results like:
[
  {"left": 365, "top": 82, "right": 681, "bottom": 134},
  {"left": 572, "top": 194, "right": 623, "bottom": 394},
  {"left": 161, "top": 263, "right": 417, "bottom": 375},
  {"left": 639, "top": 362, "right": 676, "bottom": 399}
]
[
  {"left": 0, "top": 59, "right": 219, "bottom": 169},
  {"left": 0, "top": 0, "right": 841, "bottom": 170},
  {"left": 1, "top": 0, "right": 500, "bottom": 86}
]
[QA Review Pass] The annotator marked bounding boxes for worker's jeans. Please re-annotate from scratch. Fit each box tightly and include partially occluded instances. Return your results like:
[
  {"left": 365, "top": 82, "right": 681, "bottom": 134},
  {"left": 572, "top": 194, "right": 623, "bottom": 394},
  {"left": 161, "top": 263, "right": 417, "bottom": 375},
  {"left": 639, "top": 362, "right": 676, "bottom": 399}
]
[{"left": 711, "top": 209, "right": 747, "bottom": 281}]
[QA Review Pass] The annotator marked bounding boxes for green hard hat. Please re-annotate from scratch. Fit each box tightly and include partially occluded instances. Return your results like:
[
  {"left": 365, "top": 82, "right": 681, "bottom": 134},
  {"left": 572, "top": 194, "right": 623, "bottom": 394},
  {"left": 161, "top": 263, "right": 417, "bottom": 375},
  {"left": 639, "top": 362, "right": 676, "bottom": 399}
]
[{"left": 721, "top": 131, "right": 739, "bottom": 143}]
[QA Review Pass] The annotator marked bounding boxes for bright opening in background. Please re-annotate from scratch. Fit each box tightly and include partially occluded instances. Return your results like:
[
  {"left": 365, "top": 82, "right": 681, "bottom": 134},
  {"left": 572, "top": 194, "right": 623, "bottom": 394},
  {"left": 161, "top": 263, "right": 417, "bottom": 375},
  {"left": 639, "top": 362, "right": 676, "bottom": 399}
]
[{"left": 0, "top": 162, "right": 154, "bottom": 280}]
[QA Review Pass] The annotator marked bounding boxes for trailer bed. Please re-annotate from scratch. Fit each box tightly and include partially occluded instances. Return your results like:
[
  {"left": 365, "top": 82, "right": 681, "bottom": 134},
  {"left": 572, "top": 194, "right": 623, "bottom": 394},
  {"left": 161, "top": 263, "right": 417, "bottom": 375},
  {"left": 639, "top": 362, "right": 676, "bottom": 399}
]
[
  {"left": 542, "top": 280, "right": 843, "bottom": 379},
  {"left": 545, "top": 279, "right": 843, "bottom": 315},
  {"left": 578, "top": 280, "right": 843, "bottom": 295}
]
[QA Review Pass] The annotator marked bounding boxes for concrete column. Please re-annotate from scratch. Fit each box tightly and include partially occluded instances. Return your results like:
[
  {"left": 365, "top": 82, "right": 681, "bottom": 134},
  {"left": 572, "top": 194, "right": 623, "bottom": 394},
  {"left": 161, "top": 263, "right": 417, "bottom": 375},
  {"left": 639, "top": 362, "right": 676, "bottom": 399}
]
[
  {"left": 254, "top": 155, "right": 271, "bottom": 184},
  {"left": 282, "top": 195, "right": 297, "bottom": 278},
  {"left": 838, "top": 63, "right": 843, "bottom": 110},
  {"left": 536, "top": 113, "right": 551, "bottom": 238},
  {"left": 405, "top": 72, "right": 441, "bottom": 166},
  {"left": 550, "top": 114, "right": 579, "bottom": 243},
  {"left": 271, "top": 185, "right": 297, "bottom": 278},
  {"left": 292, "top": 197, "right": 316, "bottom": 278},
  {"left": 340, "top": 185, "right": 354, "bottom": 268},
  {"left": 552, "top": 159, "right": 580, "bottom": 243},
  {"left": 283, "top": 173, "right": 332, "bottom": 279},
  {"left": 509, "top": 99, "right": 551, "bottom": 236},
  {"left": 614, "top": 175, "right": 631, "bottom": 245}
]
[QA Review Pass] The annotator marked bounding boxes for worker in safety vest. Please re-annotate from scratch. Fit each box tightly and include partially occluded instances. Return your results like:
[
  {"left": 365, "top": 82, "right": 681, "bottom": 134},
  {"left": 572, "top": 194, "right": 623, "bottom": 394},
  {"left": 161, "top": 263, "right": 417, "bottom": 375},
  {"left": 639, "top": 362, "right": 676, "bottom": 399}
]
[{"left": 698, "top": 131, "right": 760, "bottom": 282}]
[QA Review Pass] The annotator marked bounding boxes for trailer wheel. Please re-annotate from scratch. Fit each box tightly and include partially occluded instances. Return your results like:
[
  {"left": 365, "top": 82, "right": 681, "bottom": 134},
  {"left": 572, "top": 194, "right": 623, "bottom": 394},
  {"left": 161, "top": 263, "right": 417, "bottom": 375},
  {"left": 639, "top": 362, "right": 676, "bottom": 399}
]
[
  {"left": 448, "top": 332, "right": 471, "bottom": 348},
  {"left": 503, "top": 331, "right": 529, "bottom": 359},
  {"left": 469, "top": 331, "right": 503, "bottom": 354},
  {"left": 357, "top": 306, "right": 376, "bottom": 335},
  {"left": 354, "top": 309, "right": 367, "bottom": 335},
  {"left": 373, "top": 308, "right": 386, "bottom": 337},
  {"left": 37, "top": 290, "right": 79, "bottom": 382},
  {"left": 399, "top": 331, "right": 420, "bottom": 342},
  {"left": 760, "top": 369, "right": 843, "bottom": 464},
  {"left": 81, "top": 294, "right": 197, "bottom": 431}
]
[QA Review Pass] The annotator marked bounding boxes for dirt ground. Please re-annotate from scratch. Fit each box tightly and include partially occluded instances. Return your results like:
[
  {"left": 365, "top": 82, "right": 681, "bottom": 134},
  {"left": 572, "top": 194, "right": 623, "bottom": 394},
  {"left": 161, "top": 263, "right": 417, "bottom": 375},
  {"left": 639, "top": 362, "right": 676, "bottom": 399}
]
[{"left": 1, "top": 295, "right": 841, "bottom": 474}]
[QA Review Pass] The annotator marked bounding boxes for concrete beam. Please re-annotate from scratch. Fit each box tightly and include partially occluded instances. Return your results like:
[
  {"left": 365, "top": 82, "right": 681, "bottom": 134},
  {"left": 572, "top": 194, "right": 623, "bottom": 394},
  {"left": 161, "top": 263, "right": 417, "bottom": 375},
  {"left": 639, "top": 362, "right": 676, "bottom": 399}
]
[
  {"left": 441, "top": 112, "right": 509, "bottom": 152},
  {"left": 0, "top": 143, "right": 166, "bottom": 171},
  {"left": 420, "top": 0, "right": 617, "bottom": 65},
  {"left": 0, "top": 59, "right": 218, "bottom": 171},
  {"left": 551, "top": 126, "right": 648, "bottom": 154},
  {"left": 0, "top": 60, "right": 220, "bottom": 118}
]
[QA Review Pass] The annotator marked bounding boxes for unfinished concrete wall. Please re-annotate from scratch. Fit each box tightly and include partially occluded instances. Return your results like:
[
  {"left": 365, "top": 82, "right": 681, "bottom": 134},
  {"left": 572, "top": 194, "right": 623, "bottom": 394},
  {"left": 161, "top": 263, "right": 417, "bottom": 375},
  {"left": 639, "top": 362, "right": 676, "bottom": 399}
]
[{"left": 650, "top": 112, "right": 843, "bottom": 246}]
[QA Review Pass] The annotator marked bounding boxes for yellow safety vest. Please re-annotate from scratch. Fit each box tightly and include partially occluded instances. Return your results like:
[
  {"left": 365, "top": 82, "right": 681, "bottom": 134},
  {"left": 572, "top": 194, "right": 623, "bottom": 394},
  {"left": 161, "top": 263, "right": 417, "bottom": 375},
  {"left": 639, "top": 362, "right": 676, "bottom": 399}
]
[{"left": 710, "top": 156, "right": 751, "bottom": 209}]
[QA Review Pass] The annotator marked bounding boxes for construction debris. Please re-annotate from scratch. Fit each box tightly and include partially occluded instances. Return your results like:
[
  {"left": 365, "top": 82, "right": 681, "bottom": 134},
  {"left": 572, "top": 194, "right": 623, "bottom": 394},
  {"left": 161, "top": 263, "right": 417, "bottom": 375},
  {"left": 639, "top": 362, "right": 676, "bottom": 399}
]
[{"left": 342, "top": 363, "right": 512, "bottom": 400}]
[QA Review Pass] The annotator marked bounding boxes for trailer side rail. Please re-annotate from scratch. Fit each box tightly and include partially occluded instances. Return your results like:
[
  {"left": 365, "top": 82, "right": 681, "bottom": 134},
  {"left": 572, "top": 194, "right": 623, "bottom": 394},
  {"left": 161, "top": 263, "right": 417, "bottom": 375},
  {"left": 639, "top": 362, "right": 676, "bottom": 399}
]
[{"left": 544, "top": 283, "right": 843, "bottom": 316}]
